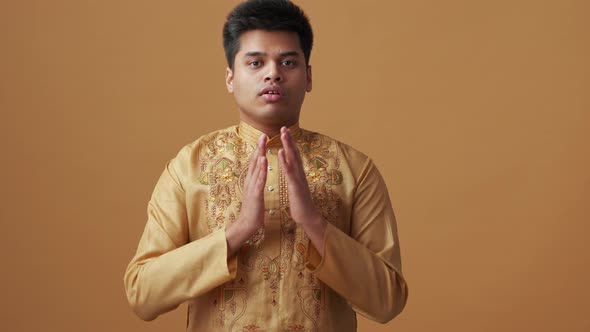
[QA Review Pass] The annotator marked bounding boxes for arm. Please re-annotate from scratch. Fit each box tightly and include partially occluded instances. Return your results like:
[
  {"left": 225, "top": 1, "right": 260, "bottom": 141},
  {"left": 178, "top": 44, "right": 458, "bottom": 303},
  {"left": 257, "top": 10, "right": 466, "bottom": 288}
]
[
  {"left": 278, "top": 127, "right": 408, "bottom": 323},
  {"left": 305, "top": 158, "right": 409, "bottom": 323},
  {"left": 124, "top": 136, "right": 268, "bottom": 321},
  {"left": 123, "top": 154, "right": 238, "bottom": 321}
]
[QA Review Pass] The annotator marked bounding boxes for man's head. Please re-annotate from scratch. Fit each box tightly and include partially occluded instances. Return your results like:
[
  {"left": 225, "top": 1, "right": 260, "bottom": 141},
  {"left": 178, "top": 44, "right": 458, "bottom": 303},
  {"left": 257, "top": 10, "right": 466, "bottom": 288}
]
[
  {"left": 223, "top": 0, "right": 314, "bottom": 131},
  {"left": 223, "top": 0, "right": 313, "bottom": 71}
]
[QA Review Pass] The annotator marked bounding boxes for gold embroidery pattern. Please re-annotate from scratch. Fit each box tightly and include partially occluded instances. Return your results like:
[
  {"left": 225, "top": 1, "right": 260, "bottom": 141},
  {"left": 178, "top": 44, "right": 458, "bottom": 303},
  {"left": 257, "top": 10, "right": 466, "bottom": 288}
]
[
  {"left": 300, "top": 133, "right": 343, "bottom": 224},
  {"left": 198, "top": 131, "right": 252, "bottom": 233},
  {"left": 260, "top": 255, "right": 284, "bottom": 306},
  {"left": 238, "top": 227, "right": 264, "bottom": 272},
  {"left": 213, "top": 281, "right": 248, "bottom": 330},
  {"left": 297, "top": 286, "right": 323, "bottom": 328},
  {"left": 199, "top": 128, "right": 344, "bottom": 329}
]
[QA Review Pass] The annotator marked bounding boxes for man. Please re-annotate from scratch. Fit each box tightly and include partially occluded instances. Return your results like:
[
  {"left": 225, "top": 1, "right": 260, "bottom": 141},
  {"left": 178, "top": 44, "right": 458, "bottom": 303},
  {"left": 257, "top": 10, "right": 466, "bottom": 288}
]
[{"left": 124, "top": 0, "right": 408, "bottom": 331}]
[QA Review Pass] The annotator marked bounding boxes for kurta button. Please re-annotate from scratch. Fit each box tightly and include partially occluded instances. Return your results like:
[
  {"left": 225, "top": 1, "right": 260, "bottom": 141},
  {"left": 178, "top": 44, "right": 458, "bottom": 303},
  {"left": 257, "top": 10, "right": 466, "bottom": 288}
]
[
  {"left": 268, "top": 185, "right": 274, "bottom": 192},
  {"left": 267, "top": 149, "right": 272, "bottom": 154},
  {"left": 267, "top": 165, "right": 273, "bottom": 171},
  {"left": 269, "top": 209, "right": 276, "bottom": 215}
]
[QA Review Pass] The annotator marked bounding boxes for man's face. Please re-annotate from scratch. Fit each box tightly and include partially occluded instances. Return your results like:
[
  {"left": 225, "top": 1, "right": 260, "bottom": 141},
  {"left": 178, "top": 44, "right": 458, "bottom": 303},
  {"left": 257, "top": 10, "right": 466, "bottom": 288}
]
[{"left": 226, "top": 30, "right": 312, "bottom": 129}]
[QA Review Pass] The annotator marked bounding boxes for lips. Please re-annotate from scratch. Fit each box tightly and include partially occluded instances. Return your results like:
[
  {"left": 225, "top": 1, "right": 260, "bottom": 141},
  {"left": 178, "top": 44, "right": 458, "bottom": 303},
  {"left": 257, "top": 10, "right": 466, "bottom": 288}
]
[
  {"left": 259, "top": 86, "right": 284, "bottom": 96},
  {"left": 259, "top": 86, "right": 284, "bottom": 102}
]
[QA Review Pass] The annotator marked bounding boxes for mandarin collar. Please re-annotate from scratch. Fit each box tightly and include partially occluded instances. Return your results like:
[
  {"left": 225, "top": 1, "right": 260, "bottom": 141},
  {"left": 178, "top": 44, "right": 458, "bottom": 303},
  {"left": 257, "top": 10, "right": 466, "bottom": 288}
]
[{"left": 237, "top": 121, "right": 302, "bottom": 148}]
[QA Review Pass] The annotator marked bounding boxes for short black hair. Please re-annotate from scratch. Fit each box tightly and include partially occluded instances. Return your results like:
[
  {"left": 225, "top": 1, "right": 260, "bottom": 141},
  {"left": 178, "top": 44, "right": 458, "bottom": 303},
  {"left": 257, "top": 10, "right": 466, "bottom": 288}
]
[{"left": 222, "top": 0, "right": 313, "bottom": 70}]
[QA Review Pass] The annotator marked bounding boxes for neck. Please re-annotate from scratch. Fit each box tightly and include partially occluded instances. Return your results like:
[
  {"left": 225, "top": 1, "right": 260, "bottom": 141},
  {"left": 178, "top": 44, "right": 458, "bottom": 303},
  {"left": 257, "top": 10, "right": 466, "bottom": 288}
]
[{"left": 240, "top": 117, "right": 298, "bottom": 138}]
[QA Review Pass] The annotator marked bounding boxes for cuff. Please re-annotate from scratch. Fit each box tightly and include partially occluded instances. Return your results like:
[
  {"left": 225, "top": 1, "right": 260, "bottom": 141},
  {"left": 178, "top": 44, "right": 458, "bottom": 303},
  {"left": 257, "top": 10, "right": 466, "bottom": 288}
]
[
  {"left": 304, "top": 222, "right": 332, "bottom": 272},
  {"left": 227, "top": 250, "right": 238, "bottom": 279},
  {"left": 210, "top": 228, "right": 238, "bottom": 281}
]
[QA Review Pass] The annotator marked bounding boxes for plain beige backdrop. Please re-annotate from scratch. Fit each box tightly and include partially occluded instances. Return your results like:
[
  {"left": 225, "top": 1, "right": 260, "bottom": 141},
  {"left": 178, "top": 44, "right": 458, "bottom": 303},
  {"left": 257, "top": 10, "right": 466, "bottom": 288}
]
[{"left": 1, "top": 0, "right": 588, "bottom": 331}]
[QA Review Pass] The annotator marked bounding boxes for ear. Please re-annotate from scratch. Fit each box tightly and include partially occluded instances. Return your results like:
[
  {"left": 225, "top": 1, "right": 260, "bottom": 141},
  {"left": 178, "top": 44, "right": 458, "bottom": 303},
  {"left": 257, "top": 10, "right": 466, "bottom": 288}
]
[
  {"left": 306, "top": 65, "right": 313, "bottom": 92},
  {"left": 225, "top": 67, "right": 234, "bottom": 93}
]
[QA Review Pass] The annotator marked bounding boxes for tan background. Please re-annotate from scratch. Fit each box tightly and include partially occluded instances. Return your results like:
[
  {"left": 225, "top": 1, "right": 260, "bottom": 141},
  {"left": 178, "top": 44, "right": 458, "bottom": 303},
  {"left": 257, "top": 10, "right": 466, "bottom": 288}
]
[{"left": 1, "top": 0, "right": 588, "bottom": 331}]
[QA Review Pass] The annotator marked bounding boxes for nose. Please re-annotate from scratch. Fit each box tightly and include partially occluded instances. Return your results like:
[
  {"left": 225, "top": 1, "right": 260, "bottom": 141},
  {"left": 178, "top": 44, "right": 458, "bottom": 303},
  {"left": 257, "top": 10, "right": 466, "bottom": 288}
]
[{"left": 264, "top": 62, "right": 282, "bottom": 83}]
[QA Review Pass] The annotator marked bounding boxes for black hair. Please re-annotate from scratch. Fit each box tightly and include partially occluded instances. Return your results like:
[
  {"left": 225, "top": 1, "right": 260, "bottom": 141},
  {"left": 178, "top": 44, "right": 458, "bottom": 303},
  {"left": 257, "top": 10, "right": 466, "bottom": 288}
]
[{"left": 222, "top": 0, "right": 313, "bottom": 70}]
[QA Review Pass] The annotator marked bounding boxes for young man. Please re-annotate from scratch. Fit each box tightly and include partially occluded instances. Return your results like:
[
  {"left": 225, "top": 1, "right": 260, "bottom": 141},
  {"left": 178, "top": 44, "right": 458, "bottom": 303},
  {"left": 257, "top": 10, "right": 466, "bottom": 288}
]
[{"left": 124, "top": 1, "right": 408, "bottom": 331}]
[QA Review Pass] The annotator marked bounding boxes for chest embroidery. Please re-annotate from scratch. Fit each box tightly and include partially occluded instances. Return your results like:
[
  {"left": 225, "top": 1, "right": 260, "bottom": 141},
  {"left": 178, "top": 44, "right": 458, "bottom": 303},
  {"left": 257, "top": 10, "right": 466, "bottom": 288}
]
[
  {"left": 198, "top": 132, "right": 252, "bottom": 231},
  {"left": 199, "top": 128, "right": 343, "bottom": 325}
]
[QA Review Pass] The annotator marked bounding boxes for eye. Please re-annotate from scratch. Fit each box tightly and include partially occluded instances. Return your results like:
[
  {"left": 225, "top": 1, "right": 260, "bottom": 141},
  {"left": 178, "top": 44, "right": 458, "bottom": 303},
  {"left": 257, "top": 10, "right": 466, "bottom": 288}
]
[
  {"left": 248, "top": 60, "right": 261, "bottom": 68},
  {"left": 281, "top": 60, "right": 294, "bottom": 66}
]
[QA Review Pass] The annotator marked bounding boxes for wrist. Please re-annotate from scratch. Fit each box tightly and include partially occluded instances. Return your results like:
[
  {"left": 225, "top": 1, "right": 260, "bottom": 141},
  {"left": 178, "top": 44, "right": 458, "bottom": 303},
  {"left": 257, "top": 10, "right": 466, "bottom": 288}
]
[
  {"left": 226, "top": 219, "right": 258, "bottom": 257},
  {"left": 297, "top": 209, "right": 324, "bottom": 226},
  {"left": 298, "top": 211, "right": 326, "bottom": 231},
  {"left": 227, "top": 218, "right": 254, "bottom": 240}
]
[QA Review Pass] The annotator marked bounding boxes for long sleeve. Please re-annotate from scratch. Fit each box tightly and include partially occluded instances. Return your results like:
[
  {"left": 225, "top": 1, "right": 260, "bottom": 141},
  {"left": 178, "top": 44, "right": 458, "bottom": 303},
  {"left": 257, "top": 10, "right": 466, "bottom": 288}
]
[
  {"left": 305, "top": 157, "right": 409, "bottom": 323},
  {"left": 123, "top": 151, "right": 238, "bottom": 321}
]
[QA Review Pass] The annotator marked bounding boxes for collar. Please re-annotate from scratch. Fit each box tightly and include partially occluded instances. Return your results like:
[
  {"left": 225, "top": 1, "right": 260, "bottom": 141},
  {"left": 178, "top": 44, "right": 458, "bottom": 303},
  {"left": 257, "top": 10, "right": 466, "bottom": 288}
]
[{"left": 237, "top": 121, "right": 302, "bottom": 148}]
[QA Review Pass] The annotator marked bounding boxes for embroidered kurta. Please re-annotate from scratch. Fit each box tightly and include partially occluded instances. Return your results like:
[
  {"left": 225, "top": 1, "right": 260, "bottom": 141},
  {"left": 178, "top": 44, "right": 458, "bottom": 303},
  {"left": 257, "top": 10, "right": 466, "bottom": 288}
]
[{"left": 124, "top": 121, "right": 408, "bottom": 331}]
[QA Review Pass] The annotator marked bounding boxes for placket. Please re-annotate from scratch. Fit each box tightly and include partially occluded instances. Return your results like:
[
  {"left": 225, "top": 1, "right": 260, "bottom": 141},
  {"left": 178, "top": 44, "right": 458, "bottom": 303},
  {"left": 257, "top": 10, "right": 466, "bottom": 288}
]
[{"left": 262, "top": 145, "right": 281, "bottom": 259}]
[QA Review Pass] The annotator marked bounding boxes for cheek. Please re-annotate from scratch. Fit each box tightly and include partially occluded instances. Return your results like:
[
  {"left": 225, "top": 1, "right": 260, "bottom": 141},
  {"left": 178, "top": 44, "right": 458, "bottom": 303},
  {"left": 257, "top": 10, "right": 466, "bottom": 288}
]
[
  {"left": 294, "top": 80, "right": 309, "bottom": 98},
  {"left": 232, "top": 80, "right": 257, "bottom": 105},
  {"left": 234, "top": 76, "right": 256, "bottom": 93}
]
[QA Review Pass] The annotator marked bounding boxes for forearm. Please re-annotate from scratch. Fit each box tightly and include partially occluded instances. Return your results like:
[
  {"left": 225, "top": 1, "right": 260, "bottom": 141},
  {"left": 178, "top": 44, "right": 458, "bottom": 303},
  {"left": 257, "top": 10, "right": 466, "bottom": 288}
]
[
  {"left": 306, "top": 223, "right": 408, "bottom": 323},
  {"left": 124, "top": 227, "right": 237, "bottom": 321},
  {"left": 299, "top": 213, "right": 328, "bottom": 257}
]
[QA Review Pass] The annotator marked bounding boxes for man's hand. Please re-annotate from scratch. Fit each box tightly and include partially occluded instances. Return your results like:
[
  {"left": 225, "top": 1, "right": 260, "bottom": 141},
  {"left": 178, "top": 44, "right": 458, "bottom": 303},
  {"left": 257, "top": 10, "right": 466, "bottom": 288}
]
[
  {"left": 278, "top": 126, "right": 328, "bottom": 256},
  {"left": 225, "top": 134, "right": 267, "bottom": 258}
]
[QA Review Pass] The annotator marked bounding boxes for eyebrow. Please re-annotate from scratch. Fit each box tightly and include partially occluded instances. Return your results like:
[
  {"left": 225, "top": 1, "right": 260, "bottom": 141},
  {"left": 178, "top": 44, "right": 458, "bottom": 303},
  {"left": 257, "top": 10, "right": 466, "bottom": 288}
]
[{"left": 243, "top": 51, "right": 300, "bottom": 58}]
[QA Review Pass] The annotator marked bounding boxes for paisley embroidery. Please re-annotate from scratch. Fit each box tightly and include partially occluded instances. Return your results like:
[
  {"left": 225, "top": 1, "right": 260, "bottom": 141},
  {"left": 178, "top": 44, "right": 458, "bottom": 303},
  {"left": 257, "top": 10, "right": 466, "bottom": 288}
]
[{"left": 260, "top": 255, "right": 284, "bottom": 306}]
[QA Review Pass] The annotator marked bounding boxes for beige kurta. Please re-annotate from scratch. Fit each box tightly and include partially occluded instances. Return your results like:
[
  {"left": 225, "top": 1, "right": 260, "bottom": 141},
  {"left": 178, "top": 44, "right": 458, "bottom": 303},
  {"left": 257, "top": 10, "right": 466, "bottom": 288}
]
[{"left": 124, "top": 121, "right": 408, "bottom": 331}]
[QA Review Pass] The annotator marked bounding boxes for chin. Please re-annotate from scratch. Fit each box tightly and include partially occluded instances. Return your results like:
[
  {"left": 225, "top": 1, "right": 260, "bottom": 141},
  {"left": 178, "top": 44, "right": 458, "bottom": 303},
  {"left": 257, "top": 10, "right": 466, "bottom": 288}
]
[
  {"left": 258, "top": 104, "right": 292, "bottom": 116},
  {"left": 240, "top": 103, "right": 299, "bottom": 122}
]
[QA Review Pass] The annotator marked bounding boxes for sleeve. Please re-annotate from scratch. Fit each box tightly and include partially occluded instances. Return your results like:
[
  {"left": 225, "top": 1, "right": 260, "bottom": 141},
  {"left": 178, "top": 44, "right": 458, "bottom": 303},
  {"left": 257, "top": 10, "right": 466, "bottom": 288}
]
[
  {"left": 123, "top": 149, "right": 238, "bottom": 321},
  {"left": 305, "top": 157, "right": 409, "bottom": 324}
]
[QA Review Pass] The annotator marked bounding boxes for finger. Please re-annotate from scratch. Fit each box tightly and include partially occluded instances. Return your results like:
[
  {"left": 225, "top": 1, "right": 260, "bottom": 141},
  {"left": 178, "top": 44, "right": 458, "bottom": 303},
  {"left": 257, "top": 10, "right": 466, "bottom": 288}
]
[
  {"left": 248, "top": 134, "right": 266, "bottom": 178},
  {"left": 287, "top": 128, "right": 302, "bottom": 165},
  {"left": 278, "top": 148, "right": 287, "bottom": 172},
  {"left": 281, "top": 128, "right": 306, "bottom": 179},
  {"left": 257, "top": 134, "right": 267, "bottom": 157},
  {"left": 247, "top": 148, "right": 260, "bottom": 180},
  {"left": 280, "top": 127, "right": 297, "bottom": 165},
  {"left": 280, "top": 147, "right": 308, "bottom": 189},
  {"left": 279, "top": 147, "right": 294, "bottom": 172},
  {"left": 254, "top": 156, "right": 268, "bottom": 191}
]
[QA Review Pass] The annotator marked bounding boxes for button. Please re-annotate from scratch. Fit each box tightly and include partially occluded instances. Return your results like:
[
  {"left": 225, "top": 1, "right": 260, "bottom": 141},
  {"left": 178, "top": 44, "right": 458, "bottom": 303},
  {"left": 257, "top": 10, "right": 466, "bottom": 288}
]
[
  {"left": 268, "top": 185, "right": 274, "bottom": 192},
  {"left": 267, "top": 165, "right": 273, "bottom": 171},
  {"left": 267, "top": 149, "right": 272, "bottom": 154},
  {"left": 269, "top": 209, "right": 276, "bottom": 215}
]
